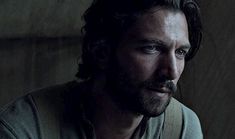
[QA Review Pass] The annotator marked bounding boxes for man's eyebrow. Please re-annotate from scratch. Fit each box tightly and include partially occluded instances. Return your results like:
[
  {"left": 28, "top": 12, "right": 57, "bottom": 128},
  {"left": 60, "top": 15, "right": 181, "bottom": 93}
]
[
  {"left": 136, "top": 39, "right": 191, "bottom": 49},
  {"left": 179, "top": 44, "right": 191, "bottom": 49},
  {"left": 137, "top": 39, "right": 167, "bottom": 46}
]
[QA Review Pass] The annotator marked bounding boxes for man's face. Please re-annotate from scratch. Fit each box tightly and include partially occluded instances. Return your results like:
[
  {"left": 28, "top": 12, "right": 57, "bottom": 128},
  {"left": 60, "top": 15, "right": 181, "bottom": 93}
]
[{"left": 107, "top": 7, "right": 190, "bottom": 117}]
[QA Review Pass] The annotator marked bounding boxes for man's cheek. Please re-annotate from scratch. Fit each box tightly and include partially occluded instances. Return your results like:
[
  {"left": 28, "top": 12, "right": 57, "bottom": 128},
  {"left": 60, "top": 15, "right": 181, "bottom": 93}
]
[
  {"left": 175, "top": 61, "right": 185, "bottom": 82},
  {"left": 127, "top": 61, "right": 156, "bottom": 82}
]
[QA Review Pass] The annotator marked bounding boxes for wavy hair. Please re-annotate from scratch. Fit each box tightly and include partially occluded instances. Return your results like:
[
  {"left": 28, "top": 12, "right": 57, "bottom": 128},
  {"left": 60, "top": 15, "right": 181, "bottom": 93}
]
[{"left": 76, "top": 0, "right": 202, "bottom": 79}]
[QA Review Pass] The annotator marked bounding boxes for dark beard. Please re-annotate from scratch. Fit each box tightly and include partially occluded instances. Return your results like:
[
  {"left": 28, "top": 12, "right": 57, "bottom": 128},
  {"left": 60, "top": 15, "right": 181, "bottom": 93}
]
[{"left": 106, "top": 61, "right": 177, "bottom": 117}]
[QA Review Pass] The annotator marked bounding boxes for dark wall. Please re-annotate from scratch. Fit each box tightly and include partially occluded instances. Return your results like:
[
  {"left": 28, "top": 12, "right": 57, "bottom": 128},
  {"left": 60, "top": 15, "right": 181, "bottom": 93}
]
[
  {"left": 0, "top": 0, "right": 91, "bottom": 105},
  {"left": 0, "top": 37, "right": 81, "bottom": 106},
  {"left": 0, "top": 0, "right": 234, "bottom": 139},
  {"left": 179, "top": 0, "right": 235, "bottom": 138}
]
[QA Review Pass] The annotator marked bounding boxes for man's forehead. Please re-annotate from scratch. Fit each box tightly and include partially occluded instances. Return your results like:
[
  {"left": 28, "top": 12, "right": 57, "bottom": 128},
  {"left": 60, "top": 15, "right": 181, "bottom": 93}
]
[
  {"left": 130, "top": 8, "right": 187, "bottom": 35},
  {"left": 140, "top": 6, "right": 185, "bottom": 23},
  {"left": 118, "top": 6, "right": 190, "bottom": 49}
]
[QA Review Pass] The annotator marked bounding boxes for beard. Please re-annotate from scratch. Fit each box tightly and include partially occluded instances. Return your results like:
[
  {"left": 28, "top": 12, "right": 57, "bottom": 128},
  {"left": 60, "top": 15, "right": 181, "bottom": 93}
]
[{"left": 106, "top": 59, "right": 177, "bottom": 117}]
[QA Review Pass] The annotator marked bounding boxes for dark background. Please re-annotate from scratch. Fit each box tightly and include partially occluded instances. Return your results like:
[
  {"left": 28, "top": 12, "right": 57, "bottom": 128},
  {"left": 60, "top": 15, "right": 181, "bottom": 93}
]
[{"left": 0, "top": 0, "right": 234, "bottom": 138}]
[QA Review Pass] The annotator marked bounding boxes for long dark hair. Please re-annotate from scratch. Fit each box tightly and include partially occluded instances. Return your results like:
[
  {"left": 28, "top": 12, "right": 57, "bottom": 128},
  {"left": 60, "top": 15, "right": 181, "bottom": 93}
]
[{"left": 77, "top": 0, "right": 202, "bottom": 80}]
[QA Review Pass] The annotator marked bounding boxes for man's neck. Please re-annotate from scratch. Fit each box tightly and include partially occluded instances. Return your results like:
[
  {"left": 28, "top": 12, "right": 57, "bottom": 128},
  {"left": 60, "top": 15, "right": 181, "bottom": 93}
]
[{"left": 90, "top": 76, "right": 144, "bottom": 139}]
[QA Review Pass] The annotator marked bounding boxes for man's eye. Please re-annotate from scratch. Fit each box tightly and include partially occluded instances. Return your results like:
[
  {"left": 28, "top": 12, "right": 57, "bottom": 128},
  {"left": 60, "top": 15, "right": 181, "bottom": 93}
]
[
  {"left": 139, "top": 45, "right": 160, "bottom": 54},
  {"left": 175, "top": 49, "right": 187, "bottom": 58}
]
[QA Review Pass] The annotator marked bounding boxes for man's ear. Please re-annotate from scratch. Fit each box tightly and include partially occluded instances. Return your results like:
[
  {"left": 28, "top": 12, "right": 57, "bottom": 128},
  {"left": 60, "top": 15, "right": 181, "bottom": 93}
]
[{"left": 93, "top": 45, "right": 111, "bottom": 70}]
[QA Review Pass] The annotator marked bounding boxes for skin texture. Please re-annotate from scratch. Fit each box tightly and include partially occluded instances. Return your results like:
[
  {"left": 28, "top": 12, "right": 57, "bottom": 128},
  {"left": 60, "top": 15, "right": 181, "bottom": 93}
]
[
  {"left": 92, "top": 7, "right": 190, "bottom": 139},
  {"left": 107, "top": 7, "right": 190, "bottom": 117}
]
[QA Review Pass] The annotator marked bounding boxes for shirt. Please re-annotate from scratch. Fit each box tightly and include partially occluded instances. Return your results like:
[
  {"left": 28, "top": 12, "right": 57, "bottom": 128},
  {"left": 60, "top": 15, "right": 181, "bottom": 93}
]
[{"left": 0, "top": 81, "right": 203, "bottom": 139}]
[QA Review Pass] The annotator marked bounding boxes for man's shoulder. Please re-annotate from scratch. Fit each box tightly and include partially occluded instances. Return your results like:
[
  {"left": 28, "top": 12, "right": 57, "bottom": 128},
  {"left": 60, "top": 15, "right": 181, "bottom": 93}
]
[
  {"left": 168, "top": 98, "right": 203, "bottom": 139},
  {"left": 0, "top": 81, "right": 78, "bottom": 120},
  {"left": 0, "top": 81, "right": 79, "bottom": 138},
  {"left": 148, "top": 98, "right": 203, "bottom": 139},
  {"left": 0, "top": 90, "right": 40, "bottom": 138},
  {"left": 179, "top": 101, "right": 203, "bottom": 138},
  {"left": 149, "top": 98, "right": 201, "bottom": 123},
  {"left": 173, "top": 98, "right": 200, "bottom": 122}
]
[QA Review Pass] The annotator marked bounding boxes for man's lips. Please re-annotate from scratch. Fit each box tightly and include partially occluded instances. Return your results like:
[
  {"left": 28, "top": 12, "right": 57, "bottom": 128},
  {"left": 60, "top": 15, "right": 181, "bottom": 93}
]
[
  {"left": 142, "top": 80, "right": 177, "bottom": 94},
  {"left": 145, "top": 87, "right": 170, "bottom": 98},
  {"left": 145, "top": 86, "right": 171, "bottom": 94}
]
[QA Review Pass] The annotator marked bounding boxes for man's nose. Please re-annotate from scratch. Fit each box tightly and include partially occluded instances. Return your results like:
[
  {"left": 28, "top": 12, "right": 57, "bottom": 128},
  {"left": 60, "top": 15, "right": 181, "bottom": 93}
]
[{"left": 159, "top": 53, "right": 178, "bottom": 80}]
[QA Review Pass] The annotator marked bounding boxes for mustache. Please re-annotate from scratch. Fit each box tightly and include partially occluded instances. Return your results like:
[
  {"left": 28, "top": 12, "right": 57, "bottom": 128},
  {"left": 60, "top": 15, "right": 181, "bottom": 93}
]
[{"left": 141, "top": 80, "right": 177, "bottom": 94}]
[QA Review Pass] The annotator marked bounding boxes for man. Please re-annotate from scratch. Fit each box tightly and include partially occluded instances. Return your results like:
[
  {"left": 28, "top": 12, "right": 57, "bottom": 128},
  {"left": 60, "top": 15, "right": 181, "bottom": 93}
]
[{"left": 0, "top": 0, "right": 203, "bottom": 138}]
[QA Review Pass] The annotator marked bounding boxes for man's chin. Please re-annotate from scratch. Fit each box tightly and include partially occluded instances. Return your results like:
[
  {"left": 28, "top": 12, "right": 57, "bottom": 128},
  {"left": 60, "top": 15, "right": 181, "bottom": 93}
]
[{"left": 136, "top": 94, "right": 172, "bottom": 117}]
